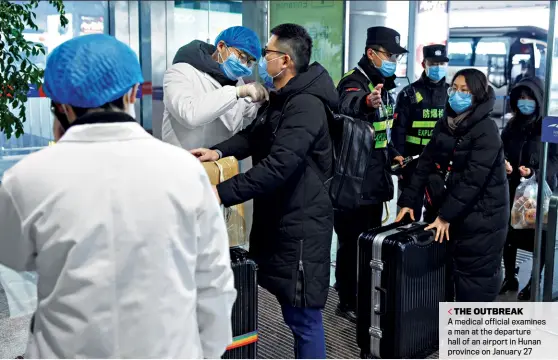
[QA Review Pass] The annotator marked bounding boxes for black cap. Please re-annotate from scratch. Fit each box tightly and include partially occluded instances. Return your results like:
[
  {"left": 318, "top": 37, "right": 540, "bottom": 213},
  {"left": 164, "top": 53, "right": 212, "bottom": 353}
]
[
  {"left": 366, "top": 26, "right": 408, "bottom": 55},
  {"left": 423, "top": 44, "right": 449, "bottom": 62}
]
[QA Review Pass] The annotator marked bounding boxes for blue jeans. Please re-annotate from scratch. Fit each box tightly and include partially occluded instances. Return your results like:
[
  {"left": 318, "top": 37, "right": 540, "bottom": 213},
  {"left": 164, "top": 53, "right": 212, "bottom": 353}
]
[{"left": 281, "top": 304, "right": 326, "bottom": 359}]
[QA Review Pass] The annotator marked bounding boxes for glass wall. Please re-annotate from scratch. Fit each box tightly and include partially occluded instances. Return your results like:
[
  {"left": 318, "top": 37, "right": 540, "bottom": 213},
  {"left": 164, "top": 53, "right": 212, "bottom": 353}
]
[
  {"left": 269, "top": 0, "right": 345, "bottom": 84},
  {"left": 171, "top": 0, "right": 243, "bottom": 57},
  {"left": 0, "top": 1, "right": 109, "bottom": 181}
]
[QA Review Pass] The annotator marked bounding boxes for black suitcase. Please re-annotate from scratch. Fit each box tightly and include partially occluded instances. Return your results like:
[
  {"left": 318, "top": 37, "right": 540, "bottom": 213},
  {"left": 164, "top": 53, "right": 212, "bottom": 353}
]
[
  {"left": 357, "top": 221, "right": 446, "bottom": 359},
  {"left": 222, "top": 248, "right": 258, "bottom": 359}
]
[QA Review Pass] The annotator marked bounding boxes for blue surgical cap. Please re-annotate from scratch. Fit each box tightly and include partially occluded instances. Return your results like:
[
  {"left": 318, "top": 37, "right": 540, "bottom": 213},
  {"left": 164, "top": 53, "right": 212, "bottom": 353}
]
[
  {"left": 214, "top": 26, "right": 262, "bottom": 61},
  {"left": 43, "top": 34, "right": 144, "bottom": 108}
]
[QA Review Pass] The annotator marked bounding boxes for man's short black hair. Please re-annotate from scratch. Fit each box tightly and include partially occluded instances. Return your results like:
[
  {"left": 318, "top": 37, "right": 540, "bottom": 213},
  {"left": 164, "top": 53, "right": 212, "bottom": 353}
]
[{"left": 270, "top": 23, "right": 312, "bottom": 73}]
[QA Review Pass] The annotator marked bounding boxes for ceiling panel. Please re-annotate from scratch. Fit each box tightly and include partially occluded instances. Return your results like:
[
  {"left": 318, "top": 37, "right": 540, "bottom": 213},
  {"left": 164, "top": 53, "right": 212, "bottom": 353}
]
[{"left": 449, "top": 1, "right": 549, "bottom": 11}]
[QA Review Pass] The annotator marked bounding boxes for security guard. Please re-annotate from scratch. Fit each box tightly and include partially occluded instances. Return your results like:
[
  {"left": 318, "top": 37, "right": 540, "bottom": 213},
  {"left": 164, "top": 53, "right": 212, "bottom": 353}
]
[
  {"left": 392, "top": 44, "right": 449, "bottom": 221},
  {"left": 335, "top": 26, "right": 407, "bottom": 322}
]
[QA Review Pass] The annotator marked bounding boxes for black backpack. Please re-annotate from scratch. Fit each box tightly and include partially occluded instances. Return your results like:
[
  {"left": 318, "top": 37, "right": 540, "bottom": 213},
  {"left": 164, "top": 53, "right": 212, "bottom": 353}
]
[{"left": 307, "top": 109, "right": 376, "bottom": 210}]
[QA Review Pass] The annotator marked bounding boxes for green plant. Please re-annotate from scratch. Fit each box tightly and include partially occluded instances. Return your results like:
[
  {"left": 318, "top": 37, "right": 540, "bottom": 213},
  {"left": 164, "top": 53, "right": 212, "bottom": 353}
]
[{"left": 0, "top": 0, "right": 68, "bottom": 139}]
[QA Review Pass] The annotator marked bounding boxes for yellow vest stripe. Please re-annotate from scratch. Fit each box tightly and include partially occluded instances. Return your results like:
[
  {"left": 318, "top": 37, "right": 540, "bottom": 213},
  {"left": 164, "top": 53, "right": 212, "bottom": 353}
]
[{"left": 411, "top": 121, "right": 437, "bottom": 128}]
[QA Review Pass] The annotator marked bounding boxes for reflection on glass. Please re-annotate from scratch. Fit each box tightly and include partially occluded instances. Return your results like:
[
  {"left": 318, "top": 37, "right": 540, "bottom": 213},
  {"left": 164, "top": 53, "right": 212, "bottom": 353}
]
[
  {"left": 0, "top": 1, "right": 109, "bottom": 180},
  {"left": 173, "top": 0, "right": 242, "bottom": 55}
]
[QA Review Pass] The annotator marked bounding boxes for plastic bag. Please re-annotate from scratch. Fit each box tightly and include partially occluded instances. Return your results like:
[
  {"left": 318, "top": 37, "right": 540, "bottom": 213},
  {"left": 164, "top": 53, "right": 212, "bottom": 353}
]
[{"left": 511, "top": 175, "right": 551, "bottom": 229}]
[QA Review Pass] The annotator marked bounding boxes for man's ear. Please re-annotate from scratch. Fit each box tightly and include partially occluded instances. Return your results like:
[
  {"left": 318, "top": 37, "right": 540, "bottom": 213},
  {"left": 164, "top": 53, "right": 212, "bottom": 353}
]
[
  {"left": 62, "top": 104, "right": 77, "bottom": 123},
  {"left": 129, "top": 84, "right": 139, "bottom": 105},
  {"left": 366, "top": 48, "right": 375, "bottom": 61},
  {"left": 217, "top": 40, "right": 226, "bottom": 51},
  {"left": 422, "top": 60, "right": 426, "bottom": 69}
]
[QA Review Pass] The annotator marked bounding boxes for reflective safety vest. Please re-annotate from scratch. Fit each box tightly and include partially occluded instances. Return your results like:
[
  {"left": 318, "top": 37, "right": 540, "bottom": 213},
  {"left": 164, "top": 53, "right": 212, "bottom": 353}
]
[
  {"left": 404, "top": 87, "right": 444, "bottom": 148},
  {"left": 342, "top": 68, "right": 395, "bottom": 149}
]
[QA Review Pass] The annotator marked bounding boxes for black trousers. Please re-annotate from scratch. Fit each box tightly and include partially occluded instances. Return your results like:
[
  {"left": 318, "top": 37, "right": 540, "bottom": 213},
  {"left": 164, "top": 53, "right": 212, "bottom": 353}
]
[
  {"left": 503, "top": 227, "right": 546, "bottom": 279},
  {"left": 334, "top": 204, "right": 384, "bottom": 309}
]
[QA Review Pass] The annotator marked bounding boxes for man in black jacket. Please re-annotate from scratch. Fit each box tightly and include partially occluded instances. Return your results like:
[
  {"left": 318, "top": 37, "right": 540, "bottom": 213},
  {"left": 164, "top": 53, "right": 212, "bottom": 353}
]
[
  {"left": 191, "top": 24, "right": 337, "bottom": 359},
  {"left": 392, "top": 44, "right": 449, "bottom": 221},
  {"left": 334, "top": 26, "right": 407, "bottom": 322}
]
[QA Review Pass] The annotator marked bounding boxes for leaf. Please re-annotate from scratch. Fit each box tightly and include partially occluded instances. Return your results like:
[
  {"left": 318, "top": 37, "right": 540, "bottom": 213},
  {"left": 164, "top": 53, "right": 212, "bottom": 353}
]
[{"left": 1, "top": 0, "right": 67, "bottom": 139}]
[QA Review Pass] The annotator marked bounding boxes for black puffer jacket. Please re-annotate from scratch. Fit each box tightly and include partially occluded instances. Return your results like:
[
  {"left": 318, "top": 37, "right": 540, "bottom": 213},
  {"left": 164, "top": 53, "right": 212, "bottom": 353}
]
[
  {"left": 501, "top": 77, "right": 558, "bottom": 251},
  {"left": 502, "top": 76, "right": 558, "bottom": 196},
  {"left": 399, "top": 87, "right": 509, "bottom": 302},
  {"left": 336, "top": 56, "right": 401, "bottom": 205},
  {"left": 213, "top": 63, "right": 337, "bottom": 308}
]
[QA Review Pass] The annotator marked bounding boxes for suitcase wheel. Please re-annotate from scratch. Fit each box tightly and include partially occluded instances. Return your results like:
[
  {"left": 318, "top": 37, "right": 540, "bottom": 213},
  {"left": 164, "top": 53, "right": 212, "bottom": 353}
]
[{"left": 360, "top": 350, "right": 370, "bottom": 359}]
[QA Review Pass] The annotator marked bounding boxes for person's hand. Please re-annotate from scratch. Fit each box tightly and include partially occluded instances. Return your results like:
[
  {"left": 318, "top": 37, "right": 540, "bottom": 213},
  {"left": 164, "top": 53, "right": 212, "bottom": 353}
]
[
  {"left": 237, "top": 83, "right": 269, "bottom": 102},
  {"left": 505, "top": 160, "right": 513, "bottom": 175},
  {"left": 365, "top": 83, "right": 383, "bottom": 109},
  {"left": 519, "top": 166, "right": 532, "bottom": 178},
  {"left": 212, "top": 185, "right": 221, "bottom": 204},
  {"left": 394, "top": 155, "right": 405, "bottom": 167},
  {"left": 190, "top": 148, "right": 220, "bottom": 162},
  {"left": 425, "top": 217, "right": 450, "bottom": 243},
  {"left": 395, "top": 207, "right": 415, "bottom": 222}
]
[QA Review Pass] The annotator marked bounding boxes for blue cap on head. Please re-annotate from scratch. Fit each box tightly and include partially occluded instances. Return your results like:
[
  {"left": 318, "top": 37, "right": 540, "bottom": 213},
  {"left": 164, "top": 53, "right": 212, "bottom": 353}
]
[
  {"left": 214, "top": 26, "right": 262, "bottom": 61},
  {"left": 43, "top": 34, "right": 144, "bottom": 108}
]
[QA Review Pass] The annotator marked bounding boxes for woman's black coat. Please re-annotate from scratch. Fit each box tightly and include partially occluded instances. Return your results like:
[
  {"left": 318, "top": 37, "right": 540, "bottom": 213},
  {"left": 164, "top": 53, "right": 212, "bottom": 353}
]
[
  {"left": 501, "top": 76, "right": 558, "bottom": 251},
  {"left": 398, "top": 87, "right": 509, "bottom": 302}
]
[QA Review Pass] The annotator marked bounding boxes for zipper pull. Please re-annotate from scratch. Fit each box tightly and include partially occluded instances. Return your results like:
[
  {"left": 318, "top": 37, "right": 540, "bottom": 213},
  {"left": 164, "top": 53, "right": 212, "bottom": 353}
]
[{"left": 298, "top": 260, "right": 304, "bottom": 270}]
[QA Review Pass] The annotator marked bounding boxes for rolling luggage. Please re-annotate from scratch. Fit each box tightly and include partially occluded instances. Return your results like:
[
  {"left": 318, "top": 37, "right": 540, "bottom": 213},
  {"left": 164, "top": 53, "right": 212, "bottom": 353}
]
[
  {"left": 357, "top": 221, "right": 446, "bottom": 359},
  {"left": 222, "top": 248, "right": 258, "bottom": 359}
]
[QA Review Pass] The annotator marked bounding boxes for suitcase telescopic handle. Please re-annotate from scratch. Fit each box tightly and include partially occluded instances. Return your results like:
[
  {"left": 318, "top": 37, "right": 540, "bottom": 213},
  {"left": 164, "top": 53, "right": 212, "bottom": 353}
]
[{"left": 374, "top": 286, "right": 387, "bottom": 315}]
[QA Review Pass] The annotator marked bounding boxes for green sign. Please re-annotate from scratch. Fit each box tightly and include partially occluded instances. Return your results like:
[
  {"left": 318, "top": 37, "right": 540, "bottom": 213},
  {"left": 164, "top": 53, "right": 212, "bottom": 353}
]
[{"left": 269, "top": 0, "right": 344, "bottom": 84}]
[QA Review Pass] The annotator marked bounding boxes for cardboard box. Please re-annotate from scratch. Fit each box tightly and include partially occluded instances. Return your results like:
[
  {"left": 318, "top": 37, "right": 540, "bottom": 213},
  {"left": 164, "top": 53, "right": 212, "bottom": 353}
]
[{"left": 202, "top": 157, "right": 247, "bottom": 248}]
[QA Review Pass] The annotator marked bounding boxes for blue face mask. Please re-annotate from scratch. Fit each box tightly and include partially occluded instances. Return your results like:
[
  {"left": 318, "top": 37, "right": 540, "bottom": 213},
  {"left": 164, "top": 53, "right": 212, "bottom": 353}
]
[
  {"left": 517, "top": 99, "right": 536, "bottom": 116},
  {"left": 449, "top": 91, "right": 473, "bottom": 114},
  {"left": 374, "top": 58, "right": 397, "bottom": 78},
  {"left": 258, "top": 56, "right": 283, "bottom": 89},
  {"left": 426, "top": 65, "right": 446, "bottom": 82},
  {"left": 220, "top": 51, "right": 252, "bottom": 81}
]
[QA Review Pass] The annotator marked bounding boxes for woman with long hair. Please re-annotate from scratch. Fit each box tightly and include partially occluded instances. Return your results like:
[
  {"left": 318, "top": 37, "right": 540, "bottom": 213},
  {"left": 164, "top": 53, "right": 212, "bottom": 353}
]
[{"left": 396, "top": 68, "right": 509, "bottom": 302}]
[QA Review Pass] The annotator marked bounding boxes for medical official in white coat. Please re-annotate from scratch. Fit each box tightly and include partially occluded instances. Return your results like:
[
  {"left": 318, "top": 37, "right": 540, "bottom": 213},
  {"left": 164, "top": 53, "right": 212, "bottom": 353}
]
[
  {"left": 162, "top": 26, "right": 268, "bottom": 150},
  {"left": 0, "top": 34, "right": 236, "bottom": 359}
]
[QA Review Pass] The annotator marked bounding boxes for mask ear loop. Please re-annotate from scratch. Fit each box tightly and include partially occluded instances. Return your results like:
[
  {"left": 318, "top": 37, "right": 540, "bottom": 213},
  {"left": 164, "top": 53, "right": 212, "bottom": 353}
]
[{"left": 51, "top": 101, "right": 71, "bottom": 130}]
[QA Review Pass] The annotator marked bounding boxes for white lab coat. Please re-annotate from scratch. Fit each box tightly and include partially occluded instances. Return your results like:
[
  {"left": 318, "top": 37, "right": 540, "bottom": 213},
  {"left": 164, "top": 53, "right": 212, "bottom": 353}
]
[
  {"left": 162, "top": 62, "right": 260, "bottom": 150},
  {"left": 0, "top": 121, "right": 236, "bottom": 359}
]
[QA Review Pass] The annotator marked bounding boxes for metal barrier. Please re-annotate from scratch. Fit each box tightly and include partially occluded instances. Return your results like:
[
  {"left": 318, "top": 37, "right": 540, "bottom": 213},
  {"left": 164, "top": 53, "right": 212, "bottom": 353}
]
[{"left": 544, "top": 190, "right": 558, "bottom": 301}]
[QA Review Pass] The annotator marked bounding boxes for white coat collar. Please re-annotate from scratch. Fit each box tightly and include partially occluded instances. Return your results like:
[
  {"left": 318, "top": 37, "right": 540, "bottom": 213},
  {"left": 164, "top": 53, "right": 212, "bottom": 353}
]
[{"left": 58, "top": 121, "right": 152, "bottom": 143}]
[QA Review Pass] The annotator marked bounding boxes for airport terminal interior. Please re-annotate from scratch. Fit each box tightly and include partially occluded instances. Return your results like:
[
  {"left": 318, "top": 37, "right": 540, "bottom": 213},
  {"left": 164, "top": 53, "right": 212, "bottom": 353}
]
[{"left": 1, "top": 0, "right": 558, "bottom": 358}]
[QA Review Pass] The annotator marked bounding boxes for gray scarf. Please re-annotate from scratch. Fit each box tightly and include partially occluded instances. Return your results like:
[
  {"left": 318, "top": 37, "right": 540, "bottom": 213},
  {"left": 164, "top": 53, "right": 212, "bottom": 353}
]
[{"left": 447, "top": 110, "right": 471, "bottom": 134}]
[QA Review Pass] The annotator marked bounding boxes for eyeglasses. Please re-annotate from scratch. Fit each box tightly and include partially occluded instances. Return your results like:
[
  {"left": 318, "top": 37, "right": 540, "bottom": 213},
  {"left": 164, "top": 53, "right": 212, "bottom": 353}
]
[
  {"left": 227, "top": 46, "right": 256, "bottom": 67},
  {"left": 447, "top": 88, "right": 472, "bottom": 96},
  {"left": 374, "top": 50, "right": 404, "bottom": 62},
  {"left": 262, "top": 47, "right": 288, "bottom": 59}
]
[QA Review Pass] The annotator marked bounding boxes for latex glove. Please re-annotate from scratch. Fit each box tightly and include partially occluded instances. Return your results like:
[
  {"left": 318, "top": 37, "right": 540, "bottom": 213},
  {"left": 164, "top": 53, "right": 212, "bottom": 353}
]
[
  {"left": 505, "top": 160, "right": 513, "bottom": 175},
  {"left": 395, "top": 207, "right": 415, "bottom": 222},
  {"left": 365, "top": 83, "right": 383, "bottom": 109},
  {"left": 237, "top": 83, "right": 269, "bottom": 102},
  {"left": 519, "top": 165, "right": 532, "bottom": 178},
  {"left": 425, "top": 216, "right": 450, "bottom": 243},
  {"left": 190, "top": 148, "right": 220, "bottom": 162}
]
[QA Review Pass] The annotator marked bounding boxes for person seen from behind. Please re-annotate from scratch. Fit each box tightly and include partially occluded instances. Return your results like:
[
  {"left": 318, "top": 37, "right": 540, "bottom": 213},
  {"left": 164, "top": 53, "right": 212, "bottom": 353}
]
[
  {"left": 163, "top": 26, "right": 267, "bottom": 150},
  {"left": 500, "top": 76, "right": 558, "bottom": 300},
  {"left": 191, "top": 23, "right": 337, "bottom": 359},
  {"left": 396, "top": 68, "right": 509, "bottom": 302},
  {"left": 0, "top": 34, "right": 236, "bottom": 358}
]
